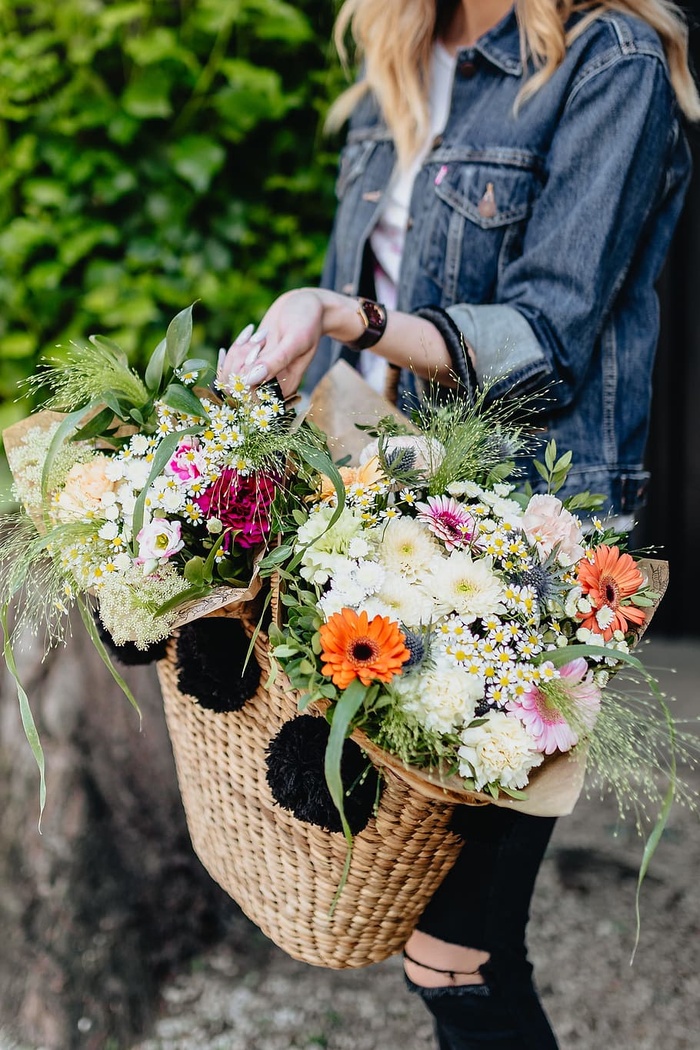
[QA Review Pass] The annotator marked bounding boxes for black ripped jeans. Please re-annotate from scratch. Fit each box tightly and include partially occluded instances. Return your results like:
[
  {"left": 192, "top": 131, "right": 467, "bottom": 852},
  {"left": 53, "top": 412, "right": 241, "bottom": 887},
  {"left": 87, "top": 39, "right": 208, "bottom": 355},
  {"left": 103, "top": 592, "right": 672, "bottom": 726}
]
[{"left": 406, "top": 806, "right": 558, "bottom": 1050}]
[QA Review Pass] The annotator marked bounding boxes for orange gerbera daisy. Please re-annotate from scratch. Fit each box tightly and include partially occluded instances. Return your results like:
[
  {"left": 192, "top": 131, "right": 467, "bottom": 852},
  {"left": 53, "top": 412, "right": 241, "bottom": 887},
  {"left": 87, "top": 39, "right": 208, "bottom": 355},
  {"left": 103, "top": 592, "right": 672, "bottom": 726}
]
[
  {"left": 576, "top": 544, "right": 647, "bottom": 640},
  {"left": 316, "top": 456, "right": 386, "bottom": 502},
  {"left": 319, "top": 608, "right": 410, "bottom": 690}
]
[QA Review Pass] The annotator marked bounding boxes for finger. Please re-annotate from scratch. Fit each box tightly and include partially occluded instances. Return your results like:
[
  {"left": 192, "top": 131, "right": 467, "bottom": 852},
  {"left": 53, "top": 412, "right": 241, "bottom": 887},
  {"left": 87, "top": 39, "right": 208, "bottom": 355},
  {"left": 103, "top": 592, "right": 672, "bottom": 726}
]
[{"left": 232, "top": 323, "right": 255, "bottom": 347}]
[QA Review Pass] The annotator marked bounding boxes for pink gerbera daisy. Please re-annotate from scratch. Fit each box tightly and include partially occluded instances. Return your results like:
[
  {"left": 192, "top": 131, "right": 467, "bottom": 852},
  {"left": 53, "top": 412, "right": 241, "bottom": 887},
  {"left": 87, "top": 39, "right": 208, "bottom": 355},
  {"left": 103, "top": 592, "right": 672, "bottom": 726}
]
[
  {"left": 507, "top": 658, "right": 601, "bottom": 755},
  {"left": 416, "top": 495, "right": 475, "bottom": 551}
]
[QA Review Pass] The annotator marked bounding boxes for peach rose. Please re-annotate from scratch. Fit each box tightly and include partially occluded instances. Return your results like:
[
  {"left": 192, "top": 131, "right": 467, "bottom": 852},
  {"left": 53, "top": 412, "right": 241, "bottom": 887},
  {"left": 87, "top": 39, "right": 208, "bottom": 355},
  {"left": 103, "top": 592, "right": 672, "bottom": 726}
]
[{"left": 54, "top": 455, "right": 118, "bottom": 521}]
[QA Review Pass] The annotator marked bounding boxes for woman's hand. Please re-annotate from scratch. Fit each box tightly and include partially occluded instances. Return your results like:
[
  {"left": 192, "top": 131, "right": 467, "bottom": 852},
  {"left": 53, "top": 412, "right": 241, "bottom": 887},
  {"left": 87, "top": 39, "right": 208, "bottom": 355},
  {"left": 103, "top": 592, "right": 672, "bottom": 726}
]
[
  {"left": 219, "top": 289, "right": 331, "bottom": 396},
  {"left": 218, "top": 287, "right": 461, "bottom": 395}
]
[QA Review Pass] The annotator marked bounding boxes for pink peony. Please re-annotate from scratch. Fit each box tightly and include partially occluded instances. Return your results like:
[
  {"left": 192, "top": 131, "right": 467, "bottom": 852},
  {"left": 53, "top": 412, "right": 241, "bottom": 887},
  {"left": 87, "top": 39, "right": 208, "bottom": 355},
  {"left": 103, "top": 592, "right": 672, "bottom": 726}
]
[
  {"left": 416, "top": 495, "right": 476, "bottom": 551},
  {"left": 521, "top": 494, "right": 584, "bottom": 565},
  {"left": 195, "top": 469, "right": 276, "bottom": 549},
  {"left": 507, "top": 658, "right": 601, "bottom": 755},
  {"left": 165, "top": 437, "right": 205, "bottom": 483}
]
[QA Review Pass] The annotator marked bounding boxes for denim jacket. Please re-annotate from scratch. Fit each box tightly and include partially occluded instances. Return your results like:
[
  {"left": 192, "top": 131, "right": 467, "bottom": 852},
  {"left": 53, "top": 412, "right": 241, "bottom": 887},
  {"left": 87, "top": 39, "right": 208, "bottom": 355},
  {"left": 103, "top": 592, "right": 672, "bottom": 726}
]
[{"left": 307, "top": 8, "right": 691, "bottom": 514}]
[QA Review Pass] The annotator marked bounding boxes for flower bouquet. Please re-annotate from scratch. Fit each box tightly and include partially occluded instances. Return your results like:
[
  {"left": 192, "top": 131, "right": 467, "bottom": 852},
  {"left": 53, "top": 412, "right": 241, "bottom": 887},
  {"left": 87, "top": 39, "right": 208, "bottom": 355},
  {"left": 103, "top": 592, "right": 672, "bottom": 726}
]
[
  {"left": 242, "top": 361, "right": 697, "bottom": 964},
  {"left": 0, "top": 306, "right": 321, "bottom": 817}
]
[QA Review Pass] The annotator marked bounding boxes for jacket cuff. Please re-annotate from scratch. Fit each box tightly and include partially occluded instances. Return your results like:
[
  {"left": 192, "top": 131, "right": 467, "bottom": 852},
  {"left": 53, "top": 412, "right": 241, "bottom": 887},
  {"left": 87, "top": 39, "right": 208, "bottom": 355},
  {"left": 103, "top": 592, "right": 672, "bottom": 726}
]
[
  {"left": 445, "top": 303, "right": 546, "bottom": 388},
  {"left": 413, "top": 304, "right": 478, "bottom": 404}
]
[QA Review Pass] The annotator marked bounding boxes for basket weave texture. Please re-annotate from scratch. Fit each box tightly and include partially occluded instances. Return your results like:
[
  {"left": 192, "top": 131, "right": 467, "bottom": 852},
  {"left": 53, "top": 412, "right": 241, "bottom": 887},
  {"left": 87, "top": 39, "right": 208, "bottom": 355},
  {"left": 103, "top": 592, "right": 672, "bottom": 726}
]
[{"left": 157, "top": 604, "right": 465, "bottom": 970}]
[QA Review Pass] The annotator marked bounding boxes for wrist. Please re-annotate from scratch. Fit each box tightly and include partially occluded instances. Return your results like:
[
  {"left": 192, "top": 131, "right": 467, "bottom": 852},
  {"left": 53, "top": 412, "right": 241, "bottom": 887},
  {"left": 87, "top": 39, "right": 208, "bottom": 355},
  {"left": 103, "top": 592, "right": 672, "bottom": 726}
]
[{"left": 316, "top": 290, "right": 374, "bottom": 345}]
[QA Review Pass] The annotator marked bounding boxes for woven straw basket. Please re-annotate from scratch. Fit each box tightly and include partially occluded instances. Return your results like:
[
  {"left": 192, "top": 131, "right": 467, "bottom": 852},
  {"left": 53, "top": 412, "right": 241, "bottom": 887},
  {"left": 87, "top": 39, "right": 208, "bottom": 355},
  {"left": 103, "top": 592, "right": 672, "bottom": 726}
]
[{"left": 157, "top": 601, "right": 467, "bottom": 970}]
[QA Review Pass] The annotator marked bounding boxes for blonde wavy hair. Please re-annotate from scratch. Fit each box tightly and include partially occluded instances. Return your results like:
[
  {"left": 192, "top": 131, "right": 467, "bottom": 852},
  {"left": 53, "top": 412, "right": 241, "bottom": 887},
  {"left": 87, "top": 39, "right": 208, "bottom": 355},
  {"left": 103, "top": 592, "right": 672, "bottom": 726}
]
[{"left": 328, "top": 0, "right": 700, "bottom": 166}]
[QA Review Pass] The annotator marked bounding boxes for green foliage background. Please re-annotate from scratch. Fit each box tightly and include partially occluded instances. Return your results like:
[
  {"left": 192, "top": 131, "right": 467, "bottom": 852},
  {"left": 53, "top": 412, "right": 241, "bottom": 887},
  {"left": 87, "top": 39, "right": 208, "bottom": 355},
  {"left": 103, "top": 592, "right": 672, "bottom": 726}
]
[{"left": 0, "top": 0, "right": 344, "bottom": 432}]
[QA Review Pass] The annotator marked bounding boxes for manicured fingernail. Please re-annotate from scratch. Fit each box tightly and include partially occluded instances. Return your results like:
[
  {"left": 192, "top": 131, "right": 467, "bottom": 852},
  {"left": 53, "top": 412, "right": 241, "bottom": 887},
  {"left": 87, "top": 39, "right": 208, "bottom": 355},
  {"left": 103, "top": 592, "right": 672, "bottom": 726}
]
[
  {"left": 251, "top": 327, "right": 268, "bottom": 344},
  {"left": 244, "top": 345, "right": 262, "bottom": 368},
  {"left": 244, "top": 363, "right": 268, "bottom": 386},
  {"left": 233, "top": 323, "right": 255, "bottom": 346}
]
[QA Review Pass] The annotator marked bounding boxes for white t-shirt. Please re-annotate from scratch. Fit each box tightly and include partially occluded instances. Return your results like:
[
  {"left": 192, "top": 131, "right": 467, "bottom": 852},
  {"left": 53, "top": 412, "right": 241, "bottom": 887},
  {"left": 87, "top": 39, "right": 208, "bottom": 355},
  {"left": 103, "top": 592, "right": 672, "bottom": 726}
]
[{"left": 360, "top": 42, "right": 456, "bottom": 393}]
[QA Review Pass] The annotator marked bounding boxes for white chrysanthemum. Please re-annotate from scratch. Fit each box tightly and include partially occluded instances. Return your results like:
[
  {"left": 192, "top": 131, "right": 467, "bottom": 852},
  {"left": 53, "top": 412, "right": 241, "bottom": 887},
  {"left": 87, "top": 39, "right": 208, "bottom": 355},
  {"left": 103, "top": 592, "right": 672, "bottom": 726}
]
[
  {"left": 427, "top": 551, "right": 506, "bottom": 620},
  {"left": 374, "top": 516, "right": 439, "bottom": 580},
  {"left": 458, "top": 711, "right": 544, "bottom": 790},
  {"left": 391, "top": 657, "right": 483, "bottom": 734},
  {"left": 361, "top": 575, "right": 435, "bottom": 628}
]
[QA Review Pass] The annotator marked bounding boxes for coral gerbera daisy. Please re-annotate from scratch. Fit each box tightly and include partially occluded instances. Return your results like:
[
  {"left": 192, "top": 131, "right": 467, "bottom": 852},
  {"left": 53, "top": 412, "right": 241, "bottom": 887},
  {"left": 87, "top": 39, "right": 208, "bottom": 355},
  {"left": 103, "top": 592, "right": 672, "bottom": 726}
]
[
  {"left": 577, "top": 544, "right": 646, "bottom": 640},
  {"left": 316, "top": 456, "right": 386, "bottom": 502},
  {"left": 507, "top": 658, "right": 601, "bottom": 755},
  {"left": 319, "top": 608, "right": 410, "bottom": 690},
  {"left": 416, "top": 495, "right": 476, "bottom": 551}
]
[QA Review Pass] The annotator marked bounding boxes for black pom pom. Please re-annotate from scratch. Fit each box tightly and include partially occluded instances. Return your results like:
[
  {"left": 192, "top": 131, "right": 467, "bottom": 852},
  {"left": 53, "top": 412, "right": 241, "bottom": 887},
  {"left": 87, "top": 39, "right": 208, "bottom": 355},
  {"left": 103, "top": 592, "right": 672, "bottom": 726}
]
[
  {"left": 95, "top": 614, "right": 169, "bottom": 665},
  {"left": 265, "top": 716, "right": 380, "bottom": 835},
  {"left": 175, "top": 618, "right": 260, "bottom": 713}
]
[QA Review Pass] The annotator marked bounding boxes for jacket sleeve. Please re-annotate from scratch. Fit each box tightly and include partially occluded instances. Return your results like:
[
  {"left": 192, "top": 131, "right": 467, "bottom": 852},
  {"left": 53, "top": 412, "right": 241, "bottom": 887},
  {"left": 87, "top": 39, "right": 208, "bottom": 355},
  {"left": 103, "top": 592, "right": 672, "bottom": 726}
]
[{"left": 445, "top": 53, "right": 689, "bottom": 406}]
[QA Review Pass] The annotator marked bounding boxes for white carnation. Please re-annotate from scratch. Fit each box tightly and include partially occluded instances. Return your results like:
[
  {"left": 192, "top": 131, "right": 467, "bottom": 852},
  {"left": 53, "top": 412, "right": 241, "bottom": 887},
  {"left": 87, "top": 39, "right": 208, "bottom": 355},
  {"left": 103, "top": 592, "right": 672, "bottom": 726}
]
[
  {"left": 458, "top": 711, "right": 544, "bottom": 790},
  {"left": 392, "top": 658, "right": 483, "bottom": 734}
]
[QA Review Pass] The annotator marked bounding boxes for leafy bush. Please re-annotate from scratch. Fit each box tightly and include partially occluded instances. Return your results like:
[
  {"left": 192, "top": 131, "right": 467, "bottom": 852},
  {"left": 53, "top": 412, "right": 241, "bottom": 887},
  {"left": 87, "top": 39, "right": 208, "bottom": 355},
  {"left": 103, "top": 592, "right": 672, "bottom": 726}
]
[{"left": 0, "top": 0, "right": 344, "bottom": 431}]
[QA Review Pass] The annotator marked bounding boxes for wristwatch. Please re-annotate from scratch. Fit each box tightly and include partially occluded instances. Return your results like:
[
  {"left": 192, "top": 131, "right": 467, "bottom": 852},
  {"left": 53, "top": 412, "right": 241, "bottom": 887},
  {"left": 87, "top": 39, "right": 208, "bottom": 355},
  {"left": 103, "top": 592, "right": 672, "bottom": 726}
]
[{"left": 346, "top": 297, "right": 387, "bottom": 350}]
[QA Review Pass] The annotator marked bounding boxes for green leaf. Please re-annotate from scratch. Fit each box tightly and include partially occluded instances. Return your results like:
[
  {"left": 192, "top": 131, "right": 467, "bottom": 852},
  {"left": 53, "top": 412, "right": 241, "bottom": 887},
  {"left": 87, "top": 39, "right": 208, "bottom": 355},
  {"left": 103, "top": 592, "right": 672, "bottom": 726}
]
[
  {"left": 130, "top": 424, "right": 203, "bottom": 545},
  {"left": 169, "top": 135, "right": 226, "bottom": 194},
  {"left": 70, "top": 405, "right": 115, "bottom": 442},
  {"left": 533, "top": 460, "right": 550, "bottom": 484},
  {"left": 145, "top": 337, "right": 168, "bottom": 394},
  {"left": 160, "top": 382, "right": 209, "bottom": 420},
  {"left": 544, "top": 440, "right": 556, "bottom": 472},
  {"left": 184, "top": 556, "right": 206, "bottom": 586},
  {"left": 122, "top": 67, "right": 173, "bottom": 119},
  {"left": 78, "top": 598, "right": 142, "bottom": 721},
  {"left": 1, "top": 603, "right": 46, "bottom": 829},
  {"left": 325, "top": 678, "right": 369, "bottom": 849},
  {"left": 165, "top": 304, "right": 194, "bottom": 369},
  {"left": 272, "top": 644, "right": 299, "bottom": 658}
]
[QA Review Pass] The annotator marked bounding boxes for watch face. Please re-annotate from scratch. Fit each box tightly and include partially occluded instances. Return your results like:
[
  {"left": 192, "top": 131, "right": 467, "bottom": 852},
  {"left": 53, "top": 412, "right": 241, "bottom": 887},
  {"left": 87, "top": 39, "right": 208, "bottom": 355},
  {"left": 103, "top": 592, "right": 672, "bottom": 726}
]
[{"left": 363, "top": 300, "right": 385, "bottom": 331}]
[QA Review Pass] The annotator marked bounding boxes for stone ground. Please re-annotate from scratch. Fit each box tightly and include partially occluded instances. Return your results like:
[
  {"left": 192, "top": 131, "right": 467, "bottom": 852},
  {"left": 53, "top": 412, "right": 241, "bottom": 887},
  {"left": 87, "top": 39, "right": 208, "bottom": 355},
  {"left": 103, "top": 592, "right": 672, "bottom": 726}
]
[{"left": 4, "top": 636, "right": 698, "bottom": 1050}]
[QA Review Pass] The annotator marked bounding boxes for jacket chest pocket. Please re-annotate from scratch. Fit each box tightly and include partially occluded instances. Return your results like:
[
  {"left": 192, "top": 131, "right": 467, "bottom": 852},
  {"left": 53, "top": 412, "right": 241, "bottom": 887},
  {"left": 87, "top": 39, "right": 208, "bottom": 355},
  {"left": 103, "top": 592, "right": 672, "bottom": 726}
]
[{"left": 420, "top": 162, "right": 541, "bottom": 304}]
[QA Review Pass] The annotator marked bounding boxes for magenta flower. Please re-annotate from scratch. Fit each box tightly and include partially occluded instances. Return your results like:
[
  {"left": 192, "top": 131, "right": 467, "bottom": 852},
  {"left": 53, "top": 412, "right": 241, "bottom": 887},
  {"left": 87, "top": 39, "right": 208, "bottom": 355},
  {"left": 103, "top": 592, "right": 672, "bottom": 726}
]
[
  {"left": 166, "top": 437, "right": 205, "bottom": 483},
  {"left": 507, "top": 658, "right": 601, "bottom": 755},
  {"left": 416, "top": 495, "right": 475, "bottom": 551},
  {"left": 195, "top": 469, "right": 276, "bottom": 549}
]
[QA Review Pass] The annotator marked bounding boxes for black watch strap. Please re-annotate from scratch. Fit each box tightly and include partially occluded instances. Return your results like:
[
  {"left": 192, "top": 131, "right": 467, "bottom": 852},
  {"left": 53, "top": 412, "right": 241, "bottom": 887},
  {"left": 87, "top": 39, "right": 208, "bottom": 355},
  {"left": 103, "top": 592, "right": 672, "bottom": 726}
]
[{"left": 345, "top": 298, "right": 387, "bottom": 350}]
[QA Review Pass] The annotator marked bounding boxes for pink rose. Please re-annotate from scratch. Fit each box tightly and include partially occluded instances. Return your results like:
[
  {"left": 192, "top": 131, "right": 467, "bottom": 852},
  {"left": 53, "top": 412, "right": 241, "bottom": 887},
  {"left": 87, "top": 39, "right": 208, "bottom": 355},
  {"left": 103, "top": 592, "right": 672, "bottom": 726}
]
[{"left": 521, "top": 494, "right": 584, "bottom": 565}]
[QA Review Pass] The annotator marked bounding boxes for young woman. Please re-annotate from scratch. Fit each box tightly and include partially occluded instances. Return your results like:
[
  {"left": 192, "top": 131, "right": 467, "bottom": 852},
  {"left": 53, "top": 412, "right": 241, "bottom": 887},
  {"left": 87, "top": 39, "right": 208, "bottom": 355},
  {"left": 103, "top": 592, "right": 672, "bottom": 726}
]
[{"left": 220, "top": 1, "right": 698, "bottom": 1045}]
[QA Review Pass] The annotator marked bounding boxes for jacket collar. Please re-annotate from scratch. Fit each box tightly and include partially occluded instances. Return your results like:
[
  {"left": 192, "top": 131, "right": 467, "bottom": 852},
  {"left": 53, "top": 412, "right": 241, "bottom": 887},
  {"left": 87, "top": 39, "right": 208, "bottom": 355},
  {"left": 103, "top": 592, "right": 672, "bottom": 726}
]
[{"left": 456, "top": 8, "right": 523, "bottom": 78}]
